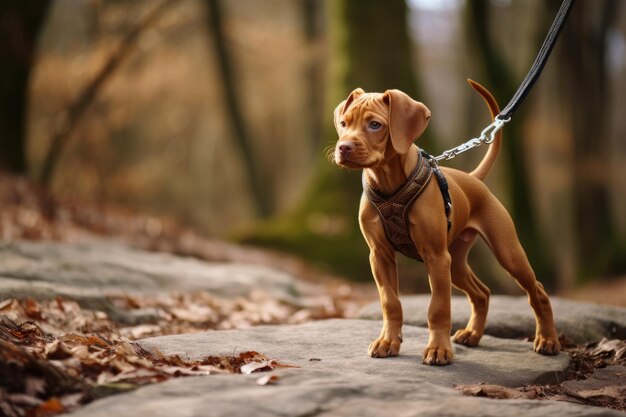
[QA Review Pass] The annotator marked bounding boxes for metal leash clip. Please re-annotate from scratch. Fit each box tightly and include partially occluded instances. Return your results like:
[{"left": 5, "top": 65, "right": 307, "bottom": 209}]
[
  {"left": 434, "top": 117, "right": 510, "bottom": 162},
  {"left": 482, "top": 117, "right": 510, "bottom": 143}
]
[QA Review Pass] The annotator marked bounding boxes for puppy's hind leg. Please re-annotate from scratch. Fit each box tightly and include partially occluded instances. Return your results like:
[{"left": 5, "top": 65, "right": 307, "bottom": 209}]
[
  {"left": 478, "top": 202, "right": 560, "bottom": 355},
  {"left": 449, "top": 232, "right": 490, "bottom": 347}
]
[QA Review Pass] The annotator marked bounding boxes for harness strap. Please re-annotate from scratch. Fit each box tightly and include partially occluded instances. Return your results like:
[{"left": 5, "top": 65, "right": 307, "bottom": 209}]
[
  {"left": 422, "top": 151, "right": 452, "bottom": 231},
  {"left": 363, "top": 149, "right": 452, "bottom": 261}
]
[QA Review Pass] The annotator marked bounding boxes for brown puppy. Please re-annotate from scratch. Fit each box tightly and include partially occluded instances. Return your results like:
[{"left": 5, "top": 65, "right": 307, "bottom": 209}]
[{"left": 333, "top": 80, "right": 560, "bottom": 366}]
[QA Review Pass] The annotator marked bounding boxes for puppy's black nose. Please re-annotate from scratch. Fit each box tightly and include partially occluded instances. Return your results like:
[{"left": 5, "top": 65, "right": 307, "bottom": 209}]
[{"left": 338, "top": 141, "right": 354, "bottom": 155}]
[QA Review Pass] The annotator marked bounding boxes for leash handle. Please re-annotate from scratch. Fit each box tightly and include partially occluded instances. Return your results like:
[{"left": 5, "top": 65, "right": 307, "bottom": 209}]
[{"left": 497, "top": 0, "right": 576, "bottom": 120}]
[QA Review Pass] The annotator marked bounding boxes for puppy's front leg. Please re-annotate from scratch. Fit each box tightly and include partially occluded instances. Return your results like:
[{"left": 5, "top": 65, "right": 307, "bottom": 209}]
[
  {"left": 367, "top": 248, "right": 403, "bottom": 358},
  {"left": 423, "top": 252, "right": 454, "bottom": 365}
]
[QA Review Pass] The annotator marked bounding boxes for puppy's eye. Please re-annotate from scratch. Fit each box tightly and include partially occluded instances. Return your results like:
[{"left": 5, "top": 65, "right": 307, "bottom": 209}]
[
  {"left": 340, "top": 121, "right": 346, "bottom": 129},
  {"left": 369, "top": 121, "right": 382, "bottom": 130}
]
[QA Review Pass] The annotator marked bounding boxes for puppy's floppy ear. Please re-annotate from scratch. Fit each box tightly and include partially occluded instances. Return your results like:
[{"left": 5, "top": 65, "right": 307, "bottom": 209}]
[
  {"left": 333, "top": 88, "right": 365, "bottom": 134},
  {"left": 384, "top": 89, "right": 431, "bottom": 154}
]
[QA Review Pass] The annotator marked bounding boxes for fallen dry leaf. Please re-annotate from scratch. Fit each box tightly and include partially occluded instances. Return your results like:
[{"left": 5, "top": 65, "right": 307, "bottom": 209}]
[
  {"left": 270, "top": 362, "right": 300, "bottom": 370},
  {"left": 256, "top": 374, "right": 279, "bottom": 386},
  {"left": 120, "top": 324, "right": 162, "bottom": 339},
  {"left": 0, "top": 299, "right": 14, "bottom": 311},
  {"left": 588, "top": 339, "right": 626, "bottom": 362},
  {"left": 457, "top": 384, "right": 525, "bottom": 400},
  {"left": 35, "top": 397, "right": 65, "bottom": 414},
  {"left": 24, "top": 299, "right": 44, "bottom": 321},
  {"left": 240, "top": 360, "right": 274, "bottom": 375},
  {"left": 577, "top": 386, "right": 625, "bottom": 399}
]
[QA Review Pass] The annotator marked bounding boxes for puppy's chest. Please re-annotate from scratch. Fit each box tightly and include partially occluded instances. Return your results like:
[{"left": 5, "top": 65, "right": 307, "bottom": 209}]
[{"left": 363, "top": 153, "right": 435, "bottom": 261}]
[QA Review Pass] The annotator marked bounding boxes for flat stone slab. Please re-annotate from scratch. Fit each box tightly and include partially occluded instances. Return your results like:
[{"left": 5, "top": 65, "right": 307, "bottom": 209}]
[
  {"left": 65, "top": 370, "right": 622, "bottom": 417},
  {"left": 65, "top": 320, "right": 619, "bottom": 417},
  {"left": 0, "top": 240, "right": 306, "bottom": 301},
  {"left": 1, "top": 241, "right": 619, "bottom": 416},
  {"left": 357, "top": 295, "right": 626, "bottom": 343},
  {"left": 139, "top": 319, "right": 568, "bottom": 387}
]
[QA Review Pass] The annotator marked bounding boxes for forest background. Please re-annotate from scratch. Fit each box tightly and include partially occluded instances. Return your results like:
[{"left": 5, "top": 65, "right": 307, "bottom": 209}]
[{"left": 1, "top": 0, "right": 625, "bottom": 297}]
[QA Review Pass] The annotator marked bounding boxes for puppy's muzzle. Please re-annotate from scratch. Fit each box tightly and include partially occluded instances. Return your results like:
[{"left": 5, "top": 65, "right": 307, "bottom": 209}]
[{"left": 335, "top": 140, "right": 355, "bottom": 164}]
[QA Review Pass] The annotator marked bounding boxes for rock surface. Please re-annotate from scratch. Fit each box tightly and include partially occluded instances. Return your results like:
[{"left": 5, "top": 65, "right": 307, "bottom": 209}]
[
  {"left": 2, "top": 241, "right": 623, "bottom": 416},
  {"left": 357, "top": 295, "right": 626, "bottom": 343},
  {"left": 66, "top": 370, "right": 623, "bottom": 417},
  {"left": 3, "top": 241, "right": 624, "bottom": 343},
  {"left": 66, "top": 320, "right": 619, "bottom": 417},
  {"left": 139, "top": 319, "right": 569, "bottom": 387},
  {"left": 0, "top": 240, "right": 307, "bottom": 302},
  {"left": 562, "top": 365, "right": 626, "bottom": 403}
]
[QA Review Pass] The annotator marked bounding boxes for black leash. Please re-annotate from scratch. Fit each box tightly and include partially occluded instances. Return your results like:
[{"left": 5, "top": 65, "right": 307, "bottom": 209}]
[
  {"left": 497, "top": 0, "right": 576, "bottom": 120},
  {"left": 427, "top": 0, "right": 577, "bottom": 231},
  {"left": 380, "top": 0, "right": 577, "bottom": 236},
  {"left": 435, "top": 0, "right": 576, "bottom": 162}
]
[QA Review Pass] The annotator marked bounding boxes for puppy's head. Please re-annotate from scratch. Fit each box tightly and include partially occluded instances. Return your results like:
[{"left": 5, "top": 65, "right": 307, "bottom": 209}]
[{"left": 333, "top": 88, "right": 431, "bottom": 169}]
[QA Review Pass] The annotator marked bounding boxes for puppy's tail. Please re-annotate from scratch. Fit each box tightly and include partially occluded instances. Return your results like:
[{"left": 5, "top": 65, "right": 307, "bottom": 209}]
[{"left": 467, "top": 79, "right": 501, "bottom": 181}]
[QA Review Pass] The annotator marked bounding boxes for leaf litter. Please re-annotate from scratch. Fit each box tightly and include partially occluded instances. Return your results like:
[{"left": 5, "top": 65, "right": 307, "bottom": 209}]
[
  {"left": 0, "top": 297, "right": 303, "bottom": 417},
  {"left": 456, "top": 336, "right": 626, "bottom": 411},
  {"left": 0, "top": 171, "right": 368, "bottom": 417}
]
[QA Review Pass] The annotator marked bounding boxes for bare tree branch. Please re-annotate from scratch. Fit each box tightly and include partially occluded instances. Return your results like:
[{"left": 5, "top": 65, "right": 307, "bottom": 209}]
[
  {"left": 38, "top": 0, "right": 178, "bottom": 188},
  {"left": 204, "top": 0, "right": 272, "bottom": 218}
]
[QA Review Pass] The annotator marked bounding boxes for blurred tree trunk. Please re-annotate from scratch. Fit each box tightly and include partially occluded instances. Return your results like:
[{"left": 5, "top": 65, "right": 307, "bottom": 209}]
[
  {"left": 301, "top": 0, "right": 325, "bottom": 156},
  {"left": 39, "top": 0, "right": 177, "bottom": 188},
  {"left": 240, "top": 0, "right": 422, "bottom": 280},
  {"left": 329, "top": 0, "right": 418, "bottom": 99},
  {"left": 204, "top": 0, "right": 272, "bottom": 218},
  {"left": 0, "top": 1, "right": 50, "bottom": 174},
  {"left": 556, "top": 0, "right": 622, "bottom": 279},
  {"left": 464, "top": 0, "right": 553, "bottom": 286}
]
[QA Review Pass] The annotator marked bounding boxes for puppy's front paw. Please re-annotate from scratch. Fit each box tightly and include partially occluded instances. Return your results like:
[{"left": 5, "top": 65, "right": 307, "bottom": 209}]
[
  {"left": 533, "top": 335, "right": 560, "bottom": 355},
  {"left": 368, "top": 334, "right": 402, "bottom": 358},
  {"left": 422, "top": 344, "right": 453, "bottom": 366}
]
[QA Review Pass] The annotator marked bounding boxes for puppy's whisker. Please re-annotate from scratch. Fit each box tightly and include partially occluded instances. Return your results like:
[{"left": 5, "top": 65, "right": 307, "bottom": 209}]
[{"left": 324, "top": 145, "right": 336, "bottom": 163}]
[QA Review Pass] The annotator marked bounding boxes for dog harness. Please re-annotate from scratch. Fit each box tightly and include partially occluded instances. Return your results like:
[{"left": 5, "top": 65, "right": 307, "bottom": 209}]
[{"left": 362, "top": 150, "right": 452, "bottom": 261}]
